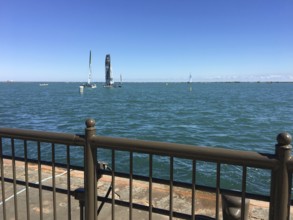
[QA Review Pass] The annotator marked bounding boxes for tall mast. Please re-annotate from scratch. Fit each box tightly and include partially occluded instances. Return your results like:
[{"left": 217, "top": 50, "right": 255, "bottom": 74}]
[{"left": 88, "top": 50, "right": 92, "bottom": 84}]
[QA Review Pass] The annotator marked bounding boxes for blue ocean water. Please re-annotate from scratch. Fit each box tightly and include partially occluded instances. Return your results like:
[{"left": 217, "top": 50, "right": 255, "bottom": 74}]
[{"left": 1, "top": 82, "right": 293, "bottom": 194}]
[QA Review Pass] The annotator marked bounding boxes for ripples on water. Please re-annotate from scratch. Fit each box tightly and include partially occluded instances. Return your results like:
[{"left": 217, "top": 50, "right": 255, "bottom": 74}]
[{"left": 1, "top": 82, "right": 292, "bottom": 195}]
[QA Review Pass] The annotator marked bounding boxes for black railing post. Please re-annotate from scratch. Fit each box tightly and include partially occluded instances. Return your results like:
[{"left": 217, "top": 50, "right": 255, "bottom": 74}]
[
  {"left": 270, "top": 132, "right": 292, "bottom": 220},
  {"left": 84, "top": 119, "right": 97, "bottom": 220}
]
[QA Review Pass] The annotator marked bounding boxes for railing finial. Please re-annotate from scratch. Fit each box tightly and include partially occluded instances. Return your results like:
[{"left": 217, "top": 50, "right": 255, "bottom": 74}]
[
  {"left": 276, "top": 132, "right": 292, "bottom": 147},
  {"left": 85, "top": 118, "right": 95, "bottom": 128}
]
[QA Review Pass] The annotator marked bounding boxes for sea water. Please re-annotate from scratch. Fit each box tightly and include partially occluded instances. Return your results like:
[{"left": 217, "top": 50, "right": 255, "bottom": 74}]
[{"left": 1, "top": 82, "right": 293, "bottom": 195}]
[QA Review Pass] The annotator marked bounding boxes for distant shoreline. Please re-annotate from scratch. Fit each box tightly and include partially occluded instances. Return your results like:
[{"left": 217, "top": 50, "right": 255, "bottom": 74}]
[{"left": 2, "top": 81, "right": 293, "bottom": 84}]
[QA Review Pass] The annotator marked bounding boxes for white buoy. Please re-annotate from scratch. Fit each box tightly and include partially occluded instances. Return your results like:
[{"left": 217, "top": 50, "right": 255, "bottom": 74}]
[{"left": 79, "top": 86, "right": 84, "bottom": 93}]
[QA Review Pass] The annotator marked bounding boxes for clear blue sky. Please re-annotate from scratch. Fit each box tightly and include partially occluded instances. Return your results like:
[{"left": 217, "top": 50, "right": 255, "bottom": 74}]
[{"left": 0, "top": 0, "right": 292, "bottom": 82}]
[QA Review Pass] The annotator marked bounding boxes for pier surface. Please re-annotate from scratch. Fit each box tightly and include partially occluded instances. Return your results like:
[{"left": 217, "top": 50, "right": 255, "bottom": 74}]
[{"left": 0, "top": 159, "right": 285, "bottom": 219}]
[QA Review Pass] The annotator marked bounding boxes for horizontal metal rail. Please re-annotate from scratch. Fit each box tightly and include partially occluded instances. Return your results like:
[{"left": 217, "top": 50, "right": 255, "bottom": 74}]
[
  {"left": 0, "top": 128, "right": 85, "bottom": 146},
  {"left": 90, "top": 135, "right": 278, "bottom": 169},
  {"left": 0, "top": 127, "right": 278, "bottom": 169}
]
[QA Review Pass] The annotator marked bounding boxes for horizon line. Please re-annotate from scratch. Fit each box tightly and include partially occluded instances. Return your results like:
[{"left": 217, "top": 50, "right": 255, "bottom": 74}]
[{"left": 2, "top": 80, "right": 293, "bottom": 83}]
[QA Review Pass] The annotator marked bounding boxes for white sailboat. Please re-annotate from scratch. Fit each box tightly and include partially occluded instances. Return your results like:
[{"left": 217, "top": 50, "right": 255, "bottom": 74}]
[
  {"left": 187, "top": 74, "right": 192, "bottom": 84},
  {"left": 118, "top": 74, "right": 122, "bottom": 87},
  {"left": 187, "top": 73, "right": 192, "bottom": 92},
  {"left": 82, "top": 50, "right": 96, "bottom": 88}
]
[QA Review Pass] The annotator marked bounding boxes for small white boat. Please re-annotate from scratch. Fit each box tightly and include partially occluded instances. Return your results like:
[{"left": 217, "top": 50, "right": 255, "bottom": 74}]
[{"left": 39, "top": 83, "right": 48, "bottom": 86}]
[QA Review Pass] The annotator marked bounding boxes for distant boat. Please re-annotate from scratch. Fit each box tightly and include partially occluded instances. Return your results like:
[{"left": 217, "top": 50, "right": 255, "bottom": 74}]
[
  {"left": 118, "top": 74, "right": 122, "bottom": 87},
  {"left": 82, "top": 50, "right": 96, "bottom": 88},
  {"left": 187, "top": 74, "right": 192, "bottom": 84},
  {"left": 39, "top": 83, "right": 48, "bottom": 86}
]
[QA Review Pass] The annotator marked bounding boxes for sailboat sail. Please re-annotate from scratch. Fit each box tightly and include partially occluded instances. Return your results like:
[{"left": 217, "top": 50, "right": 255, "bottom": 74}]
[
  {"left": 188, "top": 74, "right": 192, "bottom": 83},
  {"left": 118, "top": 74, "right": 122, "bottom": 87},
  {"left": 105, "top": 54, "right": 114, "bottom": 87},
  {"left": 82, "top": 50, "right": 96, "bottom": 88}
]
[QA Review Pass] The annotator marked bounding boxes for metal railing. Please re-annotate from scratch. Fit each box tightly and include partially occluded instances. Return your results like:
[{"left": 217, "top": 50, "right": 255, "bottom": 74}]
[{"left": 0, "top": 118, "right": 292, "bottom": 220}]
